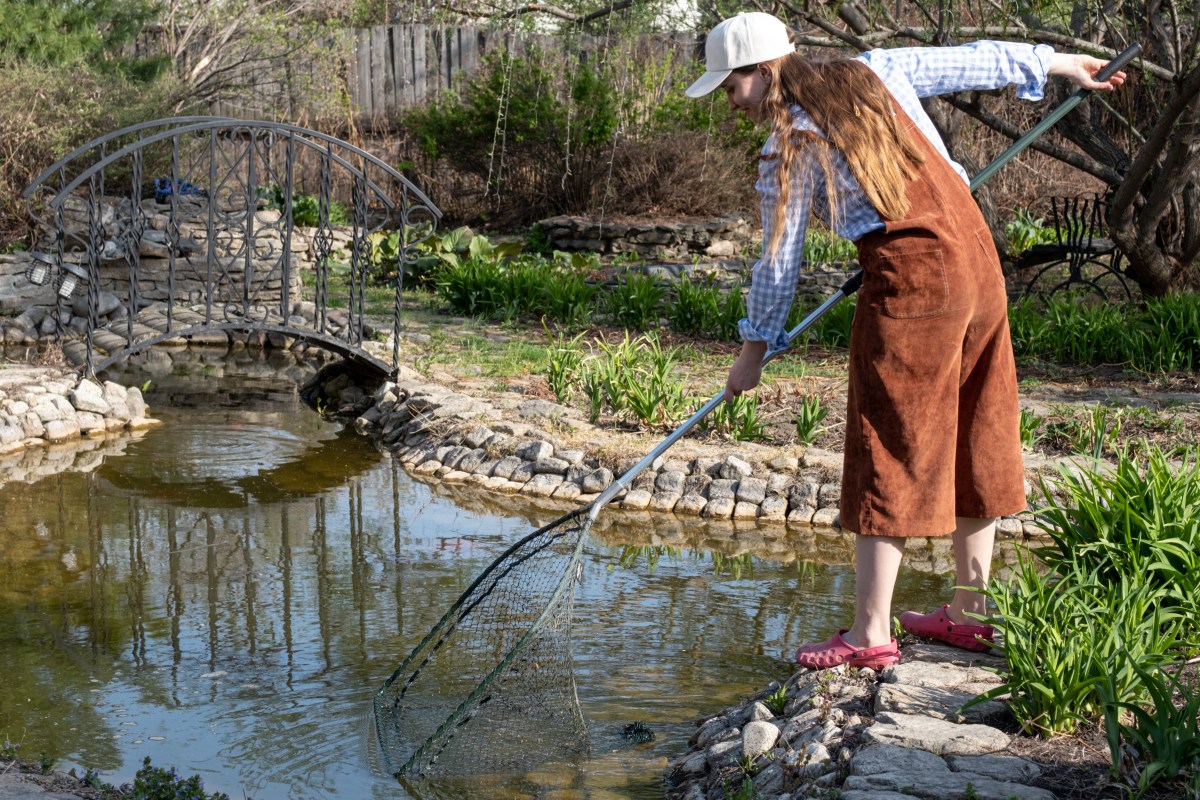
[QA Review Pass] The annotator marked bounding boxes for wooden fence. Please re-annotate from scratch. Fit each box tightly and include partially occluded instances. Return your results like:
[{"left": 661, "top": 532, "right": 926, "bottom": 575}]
[{"left": 155, "top": 24, "right": 701, "bottom": 125}]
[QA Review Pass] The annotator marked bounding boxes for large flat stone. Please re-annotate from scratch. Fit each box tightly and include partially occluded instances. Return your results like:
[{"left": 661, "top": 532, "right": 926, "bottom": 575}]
[
  {"left": 946, "top": 754, "right": 1042, "bottom": 782},
  {"left": 863, "top": 712, "right": 1010, "bottom": 755},
  {"left": 875, "top": 683, "right": 1009, "bottom": 725},
  {"left": 843, "top": 770, "right": 1054, "bottom": 800},
  {"left": 849, "top": 743, "right": 948, "bottom": 776}
]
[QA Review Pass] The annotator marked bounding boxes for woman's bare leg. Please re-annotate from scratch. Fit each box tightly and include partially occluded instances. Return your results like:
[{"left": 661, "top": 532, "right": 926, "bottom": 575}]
[
  {"left": 948, "top": 516, "right": 996, "bottom": 622},
  {"left": 842, "top": 534, "right": 905, "bottom": 649}
]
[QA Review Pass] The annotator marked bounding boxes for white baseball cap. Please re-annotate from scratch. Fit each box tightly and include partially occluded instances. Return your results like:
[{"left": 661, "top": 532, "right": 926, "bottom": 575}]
[{"left": 686, "top": 12, "right": 795, "bottom": 98}]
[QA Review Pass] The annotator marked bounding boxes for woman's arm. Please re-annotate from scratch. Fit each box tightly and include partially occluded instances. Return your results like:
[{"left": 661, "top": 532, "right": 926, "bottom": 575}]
[{"left": 726, "top": 136, "right": 818, "bottom": 400}]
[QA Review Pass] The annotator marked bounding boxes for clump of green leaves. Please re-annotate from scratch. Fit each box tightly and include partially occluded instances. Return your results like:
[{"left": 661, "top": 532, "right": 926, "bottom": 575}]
[
  {"left": 706, "top": 393, "right": 768, "bottom": 442},
  {"left": 794, "top": 394, "right": 827, "bottom": 445},
  {"left": 606, "top": 272, "right": 665, "bottom": 329},
  {"left": 666, "top": 272, "right": 747, "bottom": 342},
  {"left": 1008, "top": 294, "right": 1200, "bottom": 373},
  {"left": 1103, "top": 661, "right": 1200, "bottom": 798},
  {"left": 803, "top": 228, "right": 856, "bottom": 264},
  {"left": 1004, "top": 207, "right": 1057, "bottom": 256},
  {"left": 552, "top": 331, "right": 694, "bottom": 427},
  {"left": 261, "top": 184, "right": 349, "bottom": 227},
  {"left": 1019, "top": 408, "right": 1045, "bottom": 449},
  {"left": 763, "top": 684, "right": 789, "bottom": 716},
  {"left": 127, "top": 757, "right": 231, "bottom": 800},
  {"left": 974, "top": 447, "right": 1200, "bottom": 758}
]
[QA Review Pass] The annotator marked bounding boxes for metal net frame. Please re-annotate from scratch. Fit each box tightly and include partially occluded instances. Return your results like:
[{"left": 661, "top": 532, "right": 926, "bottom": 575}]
[{"left": 373, "top": 506, "right": 592, "bottom": 778}]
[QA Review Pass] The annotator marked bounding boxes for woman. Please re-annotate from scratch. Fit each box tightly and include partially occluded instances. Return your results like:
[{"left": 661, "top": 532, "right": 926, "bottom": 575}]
[{"left": 687, "top": 12, "right": 1125, "bottom": 669}]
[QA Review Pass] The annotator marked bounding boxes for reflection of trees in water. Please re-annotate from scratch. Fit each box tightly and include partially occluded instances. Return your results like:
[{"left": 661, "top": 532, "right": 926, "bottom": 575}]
[{"left": 0, "top": 459, "right": 492, "bottom": 775}]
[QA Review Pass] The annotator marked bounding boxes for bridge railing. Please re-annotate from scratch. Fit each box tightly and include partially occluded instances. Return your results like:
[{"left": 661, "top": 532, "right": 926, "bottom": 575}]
[{"left": 22, "top": 118, "right": 442, "bottom": 375}]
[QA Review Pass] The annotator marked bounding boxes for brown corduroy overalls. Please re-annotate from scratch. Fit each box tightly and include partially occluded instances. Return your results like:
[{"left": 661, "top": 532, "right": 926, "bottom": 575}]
[{"left": 839, "top": 104, "right": 1027, "bottom": 537}]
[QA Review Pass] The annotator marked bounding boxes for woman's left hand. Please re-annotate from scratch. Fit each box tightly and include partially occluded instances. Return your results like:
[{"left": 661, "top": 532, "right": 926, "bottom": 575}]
[{"left": 1049, "top": 53, "right": 1127, "bottom": 91}]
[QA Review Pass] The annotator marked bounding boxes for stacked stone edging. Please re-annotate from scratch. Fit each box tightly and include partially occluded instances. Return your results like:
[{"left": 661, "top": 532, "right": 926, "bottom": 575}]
[
  {"left": 667, "top": 643, "right": 1053, "bottom": 800},
  {"left": 347, "top": 367, "right": 1042, "bottom": 538},
  {"left": 537, "top": 215, "right": 756, "bottom": 259},
  {"left": 0, "top": 367, "right": 159, "bottom": 460}
]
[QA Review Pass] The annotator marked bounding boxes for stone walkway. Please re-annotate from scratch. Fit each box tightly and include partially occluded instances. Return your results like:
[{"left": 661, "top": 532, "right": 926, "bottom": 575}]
[{"left": 667, "top": 643, "right": 1055, "bottom": 800}]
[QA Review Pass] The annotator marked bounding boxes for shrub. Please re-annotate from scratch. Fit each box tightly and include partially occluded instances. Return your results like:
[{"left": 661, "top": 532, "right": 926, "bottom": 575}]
[
  {"left": 0, "top": 61, "right": 181, "bottom": 245},
  {"left": 402, "top": 44, "right": 761, "bottom": 226}
]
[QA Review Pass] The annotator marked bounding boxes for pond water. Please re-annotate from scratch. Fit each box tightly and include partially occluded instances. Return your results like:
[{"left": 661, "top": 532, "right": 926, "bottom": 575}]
[{"left": 0, "top": 353, "right": 962, "bottom": 799}]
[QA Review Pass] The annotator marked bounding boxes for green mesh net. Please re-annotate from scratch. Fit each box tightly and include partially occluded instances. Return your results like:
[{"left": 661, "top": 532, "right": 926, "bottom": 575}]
[{"left": 373, "top": 506, "right": 591, "bottom": 779}]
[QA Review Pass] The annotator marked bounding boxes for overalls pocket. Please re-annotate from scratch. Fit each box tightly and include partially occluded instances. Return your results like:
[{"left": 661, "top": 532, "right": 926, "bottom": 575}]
[{"left": 876, "top": 247, "right": 949, "bottom": 319}]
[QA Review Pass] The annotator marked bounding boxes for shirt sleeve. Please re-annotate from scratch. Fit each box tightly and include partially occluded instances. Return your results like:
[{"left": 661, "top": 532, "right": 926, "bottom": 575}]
[
  {"left": 739, "top": 138, "right": 816, "bottom": 350},
  {"left": 860, "top": 41, "right": 1055, "bottom": 101}
]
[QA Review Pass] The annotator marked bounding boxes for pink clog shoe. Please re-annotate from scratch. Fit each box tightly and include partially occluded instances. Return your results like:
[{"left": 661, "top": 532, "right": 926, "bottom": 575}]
[
  {"left": 898, "top": 605, "right": 995, "bottom": 652},
  {"left": 794, "top": 629, "right": 901, "bottom": 670}
]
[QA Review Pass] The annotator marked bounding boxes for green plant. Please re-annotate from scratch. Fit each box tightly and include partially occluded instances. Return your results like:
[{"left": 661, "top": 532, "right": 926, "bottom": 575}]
[
  {"left": 764, "top": 684, "right": 789, "bottom": 716},
  {"left": 261, "top": 184, "right": 349, "bottom": 227},
  {"left": 580, "top": 363, "right": 606, "bottom": 424},
  {"left": 1008, "top": 294, "right": 1200, "bottom": 374},
  {"left": 722, "top": 775, "right": 763, "bottom": 800},
  {"left": 977, "top": 554, "right": 1179, "bottom": 734},
  {"left": 1044, "top": 405, "right": 1122, "bottom": 458},
  {"left": 794, "top": 394, "right": 828, "bottom": 445},
  {"left": 1019, "top": 408, "right": 1045, "bottom": 449},
  {"left": 544, "top": 329, "right": 585, "bottom": 403},
  {"left": 806, "top": 294, "right": 857, "bottom": 348},
  {"left": 668, "top": 272, "right": 723, "bottom": 336},
  {"left": 1004, "top": 207, "right": 1057, "bottom": 256},
  {"left": 734, "top": 752, "right": 761, "bottom": 777},
  {"left": 1033, "top": 447, "right": 1200, "bottom": 635},
  {"left": 716, "top": 286, "right": 748, "bottom": 342},
  {"left": 973, "top": 448, "right": 1200, "bottom": 736},
  {"left": 708, "top": 394, "right": 768, "bottom": 442},
  {"left": 1103, "top": 661, "right": 1200, "bottom": 798},
  {"left": 606, "top": 272, "right": 665, "bottom": 330},
  {"left": 127, "top": 757, "right": 231, "bottom": 800},
  {"left": 803, "top": 228, "right": 857, "bottom": 263}
]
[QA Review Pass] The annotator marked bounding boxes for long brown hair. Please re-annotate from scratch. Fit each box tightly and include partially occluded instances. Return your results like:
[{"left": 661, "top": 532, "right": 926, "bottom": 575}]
[{"left": 756, "top": 56, "right": 925, "bottom": 261}]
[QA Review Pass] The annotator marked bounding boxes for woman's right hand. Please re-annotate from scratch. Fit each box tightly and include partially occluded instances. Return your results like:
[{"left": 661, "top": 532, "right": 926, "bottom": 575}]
[
  {"left": 724, "top": 340, "right": 768, "bottom": 402},
  {"left": 1049, "top": 53, "right": 1127, "bottom": 91}
]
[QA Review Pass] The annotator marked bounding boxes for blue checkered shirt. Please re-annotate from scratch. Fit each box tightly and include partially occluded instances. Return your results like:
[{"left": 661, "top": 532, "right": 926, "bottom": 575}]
[{"left": 742, "top": 40, "right": 1055, "bottom": 349}]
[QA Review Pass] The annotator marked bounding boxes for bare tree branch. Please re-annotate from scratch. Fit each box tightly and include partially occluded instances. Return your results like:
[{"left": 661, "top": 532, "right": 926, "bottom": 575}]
[
  {"left": 494, "top": 0, "right": 633, "bottom": 23},
  {"left": 938, "top": 93, "right": 1124, "bottom": 183}
]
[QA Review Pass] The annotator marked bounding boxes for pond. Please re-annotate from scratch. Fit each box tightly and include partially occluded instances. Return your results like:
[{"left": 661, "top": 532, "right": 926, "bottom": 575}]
[{"left": 0, "top": 353, "right": 964, "bottom": 799}]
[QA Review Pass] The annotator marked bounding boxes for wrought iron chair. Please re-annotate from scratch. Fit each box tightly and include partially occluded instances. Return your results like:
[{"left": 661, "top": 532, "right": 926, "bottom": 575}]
[{"left": 1017, "top": 193, "right": 1132, "bottom": 303}]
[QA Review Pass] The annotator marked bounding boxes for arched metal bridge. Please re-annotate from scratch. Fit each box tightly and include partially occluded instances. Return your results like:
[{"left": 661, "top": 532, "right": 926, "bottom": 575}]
[{"left": 22, "top": 117, "right": 441, "bottom": 376}]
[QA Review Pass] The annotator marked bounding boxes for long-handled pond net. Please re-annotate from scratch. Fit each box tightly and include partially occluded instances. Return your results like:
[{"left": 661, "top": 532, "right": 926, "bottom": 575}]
[{"left": 372, "top": 45, "right": 1140, "bottom": 782}]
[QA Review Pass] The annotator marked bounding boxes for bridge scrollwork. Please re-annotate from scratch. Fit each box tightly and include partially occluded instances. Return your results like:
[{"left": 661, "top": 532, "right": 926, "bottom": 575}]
[{"left": 22, "top": 118, "right": 441, "bottom": 376}]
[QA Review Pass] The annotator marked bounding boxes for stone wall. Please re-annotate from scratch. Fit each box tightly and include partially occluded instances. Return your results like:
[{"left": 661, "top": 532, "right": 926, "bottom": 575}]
[
  {"left": 0, "top": 367, "right": 158, "bottom": 460},
  {"left": 1, "top": 195, "right": 311, "bottom": 343},
  {"left": 537, "top": 215, "right": 756, "bottom": 260},
  {"left": 316, "top": 365, "right": 1038, "bottom": 540}
]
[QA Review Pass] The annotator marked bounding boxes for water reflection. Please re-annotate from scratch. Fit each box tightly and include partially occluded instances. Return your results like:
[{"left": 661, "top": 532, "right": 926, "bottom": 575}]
[{"left": 0, "top": 357, "right": 1004, "bottom": 799}]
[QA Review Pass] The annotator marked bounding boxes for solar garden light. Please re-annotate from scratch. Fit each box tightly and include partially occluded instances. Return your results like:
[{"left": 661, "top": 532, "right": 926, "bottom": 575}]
[
  {"left": 54, "top": 261, "right": 88, "bottom": 299},
  {"left": 24, "top": 252, "right": 55, "bottom": 286}
]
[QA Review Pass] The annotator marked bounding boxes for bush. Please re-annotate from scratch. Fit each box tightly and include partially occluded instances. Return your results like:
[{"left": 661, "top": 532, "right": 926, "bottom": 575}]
[
  {"left": 402, "top": 44, "right": 761, "bottom": 227},
  {"left": 0, "top": 61, "right": 180, "bottom": 245}
]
